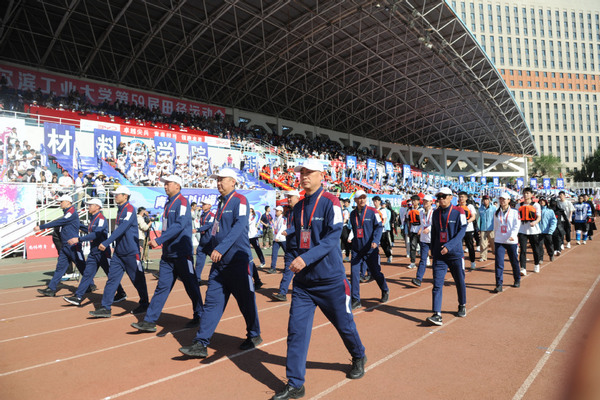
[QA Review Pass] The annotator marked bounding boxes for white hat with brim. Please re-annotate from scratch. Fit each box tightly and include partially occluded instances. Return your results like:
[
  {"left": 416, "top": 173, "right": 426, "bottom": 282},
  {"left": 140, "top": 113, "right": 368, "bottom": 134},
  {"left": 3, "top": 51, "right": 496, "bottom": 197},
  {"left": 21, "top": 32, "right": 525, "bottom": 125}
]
[
  {"left": 275, "top": 206, "right": 284, "bottom": 212},
  {"left": 209, "top": 168, "right": 238, "bottom": 181},
  {"left": 160, "top": 174, "right": 183, "bottom": 187},
  {"left": 354, "top": 190, "right": 367, "bottom": 199},
  {"left": 499, "top": 192, "right": 512, "bottom": 199},
  {"left": 86, "top": 198, "right": 103, "bottom": 208},
  {"left": 285, "top": 190, "right": 301, "bottom": 197},
  {"left": 293, "top": 159, "right": 324, "bottom": 173},
  {"left": 57, "top": 194, "right": 73, "bottom": 203},
  {"left": 423, "top": 195, "right": 435, "bottom": 202},
  {"left": 114, "top": 186, "right": 131, "bottom": 196},
  {"left": 201, "top": 199, "right": 213, "bottom": 205},
  {"left": 435, "top": 187, "right": 453, "bottom": 196}
]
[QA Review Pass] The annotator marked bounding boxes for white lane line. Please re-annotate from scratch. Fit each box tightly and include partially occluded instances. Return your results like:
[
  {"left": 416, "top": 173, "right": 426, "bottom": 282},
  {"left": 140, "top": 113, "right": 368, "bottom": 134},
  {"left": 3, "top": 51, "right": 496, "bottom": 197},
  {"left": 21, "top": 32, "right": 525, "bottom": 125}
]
[{"left": 512, "top": 272, "right": 600, "bottom": 400}]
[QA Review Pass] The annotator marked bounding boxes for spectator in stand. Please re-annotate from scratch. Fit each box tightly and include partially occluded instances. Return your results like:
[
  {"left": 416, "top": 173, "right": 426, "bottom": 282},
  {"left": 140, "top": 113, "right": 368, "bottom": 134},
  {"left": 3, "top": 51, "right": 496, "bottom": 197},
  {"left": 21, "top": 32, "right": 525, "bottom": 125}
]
[{"left": 57, "top": 170, "right": 73, "bottom": 194}]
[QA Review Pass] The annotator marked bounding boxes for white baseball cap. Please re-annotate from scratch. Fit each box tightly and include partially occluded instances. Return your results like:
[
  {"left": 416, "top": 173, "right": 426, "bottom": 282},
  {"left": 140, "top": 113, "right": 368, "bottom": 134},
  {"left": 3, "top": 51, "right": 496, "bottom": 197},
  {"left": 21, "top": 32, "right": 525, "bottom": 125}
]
[
  {"left": 160, "top": 174, "right": 183, "bottom": 187},
  {"left": 423, "top": 194, "right": 435, "bottom": 202},
  {"left": 285, "top": 190, "right": 300, "bottom": 197},
  {"left": 435, "top": 187, "right": 453, "bottom": 196},
  {"left": 275, "top": 206, "right": 284, "bottom": 212},
  {"left": 294, "top": 159, "right": 324, "bottom": 173},
  {"left": 57, "top": 194, "right": 73, "bottom": 203},
  {"left": 209, "top": 168, "right": 238, "bottom": 181},
  {"left": 354, "top": 190, "right": 367, "bottom": 199},
  {"left": 86, "top": 198, "right": 103, "bottom": 207},
  {"left": 201, "top": 198, "right": 213, "bottom": 205},
  {"left": 499, "top": 192, "right": 512, "bottom": 199},
  {"left": 114, "top": 186, "right": 131, "bottom": 196}
]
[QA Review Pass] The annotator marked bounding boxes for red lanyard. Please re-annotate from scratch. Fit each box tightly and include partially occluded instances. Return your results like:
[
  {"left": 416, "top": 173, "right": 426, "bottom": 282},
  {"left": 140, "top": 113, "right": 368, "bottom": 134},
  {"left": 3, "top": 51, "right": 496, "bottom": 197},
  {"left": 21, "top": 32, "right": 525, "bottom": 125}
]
[
  {"left": 89, "top": 212, "right": 102, "bottom": 233},
  {"left": 164, "top": 193, "right": 182, "bottom": 220},
  {"left": 300, "top": 191, "right": 324, "bottom": 229},
  {"left": 499, "top": 208, "right": 509, "bottom": 225},
  {"left": 201, "top": 211, "right": 210, "bottom": 225},
  {"left": 424, "top": 208, "right": 432, "bottom": 225},
  {"left": 438, "top": 205, "right": 453, "bottom": 232},
  {"left": 117, "top": 202, "right": 129, "bottom": 225},
  {"left": 355, "top": 206, "right": 368, "bottom": 229},
  {"left": 217, "top": 193, "right": 234, "bottom": 221}
]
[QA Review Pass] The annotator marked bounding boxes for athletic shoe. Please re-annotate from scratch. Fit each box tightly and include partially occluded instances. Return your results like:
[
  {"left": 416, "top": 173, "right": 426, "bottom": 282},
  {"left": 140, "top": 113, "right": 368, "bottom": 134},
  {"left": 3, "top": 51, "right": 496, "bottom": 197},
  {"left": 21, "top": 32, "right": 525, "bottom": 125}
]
[
  {"left": 408, "top": 263, "right": 416, "bottom": 269},
  {"left": 343, "top": 256, "right": 350, "bottom": 262},
  {"left": 37, "top": 287, "right": 56, "bottom": 297},
  {"left": 131, "top": 321, "right": 157, "bottom": 332},
  {"left": 184, "top": 316, "right": 200, "bottom": 329},
  {"left": 266, "top": 268, "right": 277, "bottom": 274},
  {"left": 479, "top": 258, "right": 486, "bottom": 262},
  {"left": 513, "top": 281, "right": 521, "bottom": 288},
  {"left": 258, "top": 264, "right": 265, "bottom": 269},
  {"left": 380, "top": 290, "right": 389, "bottom": 303},
  {"left": 131, "top": 304, "right": 148, "bottom": 315},
  {"left": 493, "top": 286, "right": 503, "bottom": 293},
  {"left": 60, "top": 272, "right": 80, "bottom": 281},
  {"left": 520, "top": 268, "right": 527, "bottom": 276},
  {"left": 360, "top": 275, "right": 371, "bottom": 283},
  {"left": 476, "top": 246, "right": 481, "bottom": 252},
  {"left": 240, "top": 335, "right": 262, "bottom": 350},
  {"left": 254, "top": 281, "right": 263, "bottom": 290},
  {"left": 271, "top": 293, "right": 287, "bottom": 302},
  {"left": 351, "top": 299, "right": 361, "bottom": 310},
  {"left": 427, "top": 313, "right": 443, "bottom": 326},
  {"left": 387, "top": 256, "right": 393, "bottom": 263},
  {"left": 406, "top": 254, "right": 410, "bottom": 258},
  {"left": 347, "top": 356, "right": 367, "bottom": 379},
  {"left": 63, "top": 296, "right": 82, "bottom": 306},
  {"left": 89, "top": 307, "right": 111, "bottom": 318},
  {"left": 583, "top": 241, "right": 587, "bottom": 245},
  {"left": 470, "top": 262, "right": 476, "bottom": 270},
  {"left": 411, "top": 278, "right": 422, "bottom": 287},
  {"left": 272, "top": 384, "right": 305, "bottom": 400},
  {"left": 179, "top": 342, "right": 208, "bottom": 358},
  {"left": 426, "top": 257, "right": 431, "bottom": 266},
  {"left": 534, "top": 264, "right": 540, "bottom": 273},
  {"left": 556, "top": 251, "right": 561, "bottom": 256},
  {"left": 566, "top": 243, "right": 571, "bottom": 249},
  {"left": 577, "top": 240, "right": 581, "bottom": 245},
  {"left": 550, "top": 255, "right": 554, "bottom": 261},
  {"left": 85, "top": 284, "right": 97, "bottom": 293},
  {"left": 113, "top": 292, "right": 127, "bottom": 303},
  {"left": 457, "top": 305, "right": 467, "bottom": 318},
  {"left": 152, "top": 271, "right": 160, "bottom": 279}
]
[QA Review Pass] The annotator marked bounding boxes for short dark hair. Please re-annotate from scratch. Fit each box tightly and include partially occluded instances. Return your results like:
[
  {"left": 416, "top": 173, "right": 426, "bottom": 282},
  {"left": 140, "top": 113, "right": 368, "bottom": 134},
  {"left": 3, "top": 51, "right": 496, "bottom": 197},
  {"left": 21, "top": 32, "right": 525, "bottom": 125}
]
[
  {"left": 458, "top": 191, "right": 468, "bottom": 197},
  {"left": 191, "top": 202, "right": 197, "bottom": 207},
  {"left": 523, "top": 187, "right": 533, "bottom": 193},
  {"left": 410, "top": 195, "right": 420, "bottom": 202},
  {"left": 372, "top": 196, "right": 381, "bottom": 202},
  {"left": 558, "top": 191, "right": 565, "bottom": 196},
  {"left": 137, "top": 207, "right": 146, "bottom": 214}
]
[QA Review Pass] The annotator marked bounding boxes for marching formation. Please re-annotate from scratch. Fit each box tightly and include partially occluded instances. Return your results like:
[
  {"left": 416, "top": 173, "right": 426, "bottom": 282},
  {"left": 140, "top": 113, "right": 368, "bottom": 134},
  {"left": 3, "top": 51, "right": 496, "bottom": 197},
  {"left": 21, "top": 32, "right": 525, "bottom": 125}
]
[{"left": 34, "top": 164, "right": 597, "bottom": 399}]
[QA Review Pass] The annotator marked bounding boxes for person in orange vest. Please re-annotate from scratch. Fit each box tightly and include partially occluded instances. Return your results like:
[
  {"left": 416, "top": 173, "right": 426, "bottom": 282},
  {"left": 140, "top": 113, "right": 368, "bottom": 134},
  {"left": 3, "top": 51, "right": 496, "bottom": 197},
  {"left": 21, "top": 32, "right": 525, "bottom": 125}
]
[
  {"left": 518, "top": 187, "right": 542, "bottom": 275},
  {"left": 406, "top": 195, "right": 422, "bottom": 269},
  {"left": 458, "top": 191, "right": 477, "bottom": 270}
]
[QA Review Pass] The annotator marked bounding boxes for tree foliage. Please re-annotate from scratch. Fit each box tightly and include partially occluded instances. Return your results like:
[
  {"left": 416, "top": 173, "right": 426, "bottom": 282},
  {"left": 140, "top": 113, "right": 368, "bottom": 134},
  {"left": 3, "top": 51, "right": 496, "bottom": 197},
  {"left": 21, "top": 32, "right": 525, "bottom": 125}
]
[
  {"left": 529, "top": 155, "right": 563, "bottom": 178},
  {"left": 573, "top": 148, "right": 600, "bottom": 181}
]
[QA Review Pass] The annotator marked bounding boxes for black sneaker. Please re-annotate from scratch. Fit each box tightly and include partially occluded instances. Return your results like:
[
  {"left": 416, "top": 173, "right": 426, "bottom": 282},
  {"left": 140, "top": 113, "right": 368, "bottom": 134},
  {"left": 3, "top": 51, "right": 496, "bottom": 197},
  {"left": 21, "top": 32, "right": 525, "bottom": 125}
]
[
  {"left": 152, "top": 271, "right": 160, "bottom": 280},
  {"left": 272, "top": 384, "right": 305, "bottom": 400},
  {"left": 85, "top": 284, "right": 97, "bottom": 293},
  {"left": 513, "top": 281, "right": 521, "bottom": 288},
  {"left": 411, "top": 278, "right": 421, "bottom": 287},
  {"left": 266, "top": 268, "right": 277, "bottom": 274},
  {"left": 427, "top": 313, "right": 443, "bottom": 326},
  {"left": 131, "top": 304, "right": 148, "bottom": 315},
  {"left": 131, "top": 320, "right": 157, "bottom": 332},
  {"left": 63, "top": 296, "right": 82, "bottom": 306},
  {"left": 240, "top": 335, "right": 263, "bottom": 350},
  {"left": 347, "top": 355, "right": 367, "bottom": 379},
  {"left": 360, "top": 275, "right": 372, "bottom": 283},
  {"left": 184, "top": 316, "right": 200, "bottom": 329},
  {"left": 271, "top": 293, "right": 287, "bottom": 302},
  {"left": 179, "top": 342, "right": 208, "bottom": 358},
  {"left": 254, "top": 281, "right": 263, "bottom": 290},
  {"left": 457, "top": 305, "right": 467, "bottom": 317},
  {"left": 351, "top": 299, "right": 361, "bottom": 310},
  {"left": 89, "top": 307, "right": 111, "bottom": 318},
  {"left": 380, "top": 290, "right": 389, "bottom": 303},
  {"left": 550, "top": 255, "right": 554, "bottom": 262},
  {"left": 113, "top": 292, "right": 127, "bottom": 303},
  {"left": 493, "top": 286, "right": 503, "bottom": 293},
  {"left": 37, "top": 287, "right": 56, "bottom": 297}
]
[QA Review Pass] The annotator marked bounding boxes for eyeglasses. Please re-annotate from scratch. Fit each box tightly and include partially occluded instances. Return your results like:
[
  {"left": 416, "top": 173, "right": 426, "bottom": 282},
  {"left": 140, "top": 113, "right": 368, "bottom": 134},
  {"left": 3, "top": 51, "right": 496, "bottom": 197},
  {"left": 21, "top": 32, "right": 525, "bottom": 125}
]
[{"left": 436, "top": 194, "right": 448, "bottom": 200}]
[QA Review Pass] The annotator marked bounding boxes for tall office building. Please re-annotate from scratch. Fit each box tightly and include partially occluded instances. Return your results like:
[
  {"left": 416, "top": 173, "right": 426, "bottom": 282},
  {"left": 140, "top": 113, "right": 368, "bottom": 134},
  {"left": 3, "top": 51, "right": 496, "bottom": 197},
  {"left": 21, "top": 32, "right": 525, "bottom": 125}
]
[{"left": 451, "top": 0, "right": 600, "bottom": 181}]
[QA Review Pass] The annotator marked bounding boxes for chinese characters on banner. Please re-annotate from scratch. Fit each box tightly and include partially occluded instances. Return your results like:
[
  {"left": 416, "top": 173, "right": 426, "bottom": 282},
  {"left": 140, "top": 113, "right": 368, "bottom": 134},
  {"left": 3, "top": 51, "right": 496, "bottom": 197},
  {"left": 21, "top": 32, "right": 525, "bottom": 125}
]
[
  {"left": 0, "top": 63, "right": 225, "bottom": 118},
  {"left": 94, "top": 129, "right": 120, "bottom": 160},
  {"left": 188, "top": 141, "right": 208, "bottom": 161},
  {"left": 154, "top": 136, "right": 176, "bottom": 161},
  {"left": 44, "top": 122, "right": 74, "bottom": 157}
]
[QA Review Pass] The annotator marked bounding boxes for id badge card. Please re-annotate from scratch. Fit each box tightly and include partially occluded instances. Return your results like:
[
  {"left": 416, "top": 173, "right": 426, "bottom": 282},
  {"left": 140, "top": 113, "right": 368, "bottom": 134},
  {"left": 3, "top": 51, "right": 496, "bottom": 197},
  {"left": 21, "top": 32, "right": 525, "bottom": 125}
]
[
  {"left": 300, "top": 228, "right": 311, "bottom": 249},
  {"left": 501, "top": 225, "right": 508, "bottom": 234},
  {"left": 211, "top": 220, "right": 220, "bottom": 236},
  {"left": 439, "top": 231, "right": 448, "bottom": 243},
  {"left": 356, "top": 228, "right": 364, "bottom": 238},
  {"left": 162, "top": 218, "right": 167, "bottom": 231}
]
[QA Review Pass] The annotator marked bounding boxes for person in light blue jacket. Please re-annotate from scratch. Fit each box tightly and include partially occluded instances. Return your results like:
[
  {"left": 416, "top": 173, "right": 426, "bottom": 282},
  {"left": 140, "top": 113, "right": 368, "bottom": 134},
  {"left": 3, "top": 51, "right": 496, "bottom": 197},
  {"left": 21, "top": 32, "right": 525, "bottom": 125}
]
[
  {"left": 538, "top": 198, "right": 557, "bottom": 262},
  {"left": 478, "top": 195, "right": 496, "bottom": 262}
]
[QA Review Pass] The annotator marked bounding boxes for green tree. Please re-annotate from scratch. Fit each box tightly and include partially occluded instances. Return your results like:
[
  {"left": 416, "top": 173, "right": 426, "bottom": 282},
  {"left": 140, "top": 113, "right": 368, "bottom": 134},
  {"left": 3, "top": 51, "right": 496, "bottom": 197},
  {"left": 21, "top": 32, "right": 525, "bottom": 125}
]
[
  {"left": 529, "top": 155, "right": 563, "bottom": 178},
  {"left": 573, "top": 148, "right": 600, "bottom": 181}
]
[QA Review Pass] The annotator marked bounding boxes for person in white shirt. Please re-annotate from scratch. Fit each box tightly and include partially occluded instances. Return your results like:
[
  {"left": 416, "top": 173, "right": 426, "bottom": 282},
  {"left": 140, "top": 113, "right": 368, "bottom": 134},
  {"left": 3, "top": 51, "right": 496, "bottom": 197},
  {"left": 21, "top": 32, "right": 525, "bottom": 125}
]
[
  {"left": 458, "top": 192, "right": 477, "bottom": 270},
  {"left": 57, "top": 170, "right": 73, "bottom": 193},
  {"left": 267, "top": 206, "right": 287, "bottom": 274},
  {"left": 518, "top": 187, "right": 542, "bottom": 275},
  {"left": 412, "top": 195, "right": 434, "bottom": 287},
  {"left": 557, "top": 191, "right": 574, "bottom": 248},
  {"left": 493, "top": 193, "right": 522, "bottom": 292}
]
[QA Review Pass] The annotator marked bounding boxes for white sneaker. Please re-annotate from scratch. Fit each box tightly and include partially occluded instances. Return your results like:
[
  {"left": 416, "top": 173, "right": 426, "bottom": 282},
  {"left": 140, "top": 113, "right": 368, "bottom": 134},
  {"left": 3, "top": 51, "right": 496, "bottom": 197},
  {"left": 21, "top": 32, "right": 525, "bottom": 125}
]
[
  {"left": 258, "top": 264, "right": 265, "bottom": 269},
  {"left": 387, "top": 257, "right": 393, "bottom": 263},
  {"left": 406, "top": 254, "right": 410, "bottom": 258},
  {"left": 343, "top": 256, "right": 350, "bottom": 262},
  {"left": 408, "top": 263, "right": 416, "bottom": 269},
  {"left": 426, "top": 257, "right": 431, "bottom": 266},
  {"left": 534, "top": 264, "right": 540, "bottom": 273},
  {"left": 476, "top": 246, "right": 480, "bottom": 252},
  {"left": 553, "top": 250, "right": 558, "bottom": 256},
  {"left": 471, "top": 262, "right": 476, "bottom": 270},
  {"left": 561, "top": 244, "right": 564, "bottom": 250},
  {"left": 520, "top": 268, "right": 527, "bottom": 276},
  {"left": 577, "top": 241, "right": 581, "bottom": 245},
  {"left": 583, "top": 241, "right": 587, "bottom": 245},
  {"left": 566, "top": 243, "right": 571, "bottom": 249}
]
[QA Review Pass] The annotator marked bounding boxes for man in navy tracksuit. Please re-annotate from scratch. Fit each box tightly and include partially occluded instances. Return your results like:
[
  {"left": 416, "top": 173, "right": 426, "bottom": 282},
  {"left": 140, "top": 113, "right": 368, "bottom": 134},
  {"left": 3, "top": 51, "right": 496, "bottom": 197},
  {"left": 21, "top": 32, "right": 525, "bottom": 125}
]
[
  {"left": 426, "top": 187, "right": 468, "bottom": 326},
  {"left": 131, "top": 175, "right": 203, "bottom": 332},
  {"left": 89, "top": 186, "right": 149, "bottom": 318},
  {"left": 272, "top": 190, "right": 301, "bottom": 302},
  {"left": 63, "top": 198, "right": 127, "bottom": 306},
  {"left": 35, "top": 194, "right": 88, "bottom": 297},
  {"left": 195, "top": 198, "right": 215, "bottom": 282},
  {"left": 179, "top": 168, "right": 261, "bottom": 358},
  {"left": 348, "top": 189, "right": 389, "bottom": 310},
  {"left": 272, "top": 159, "right": 366, "bottom": 400}
]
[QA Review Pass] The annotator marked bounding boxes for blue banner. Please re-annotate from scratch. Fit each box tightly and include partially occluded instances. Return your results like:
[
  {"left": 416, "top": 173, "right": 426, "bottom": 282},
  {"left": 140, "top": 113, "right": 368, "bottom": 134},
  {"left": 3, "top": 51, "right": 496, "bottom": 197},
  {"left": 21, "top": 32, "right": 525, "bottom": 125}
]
[
  {"left": 458, "top": 175, "right": 464, "bottom": 184},
  {"left": 385, "top": 162, "right": 394, "bottom": 176},
  {"left": 346, "top": 155, "right": 357, "bottom": 169},
  {"left": 44, "top": 122, "right": 75, "bottom": 157},
  {"left": 516, "top": 178, "right": 524, "bottom": 188},
  {"left": 94, "top": 129, "right": 120, "bottom": 160},
  {"left": 470, "top": 176, "right": 477, "bottom": 183},
  {"left": 543, "top": 178, "right": 551, "bottom": 189},
  {"left": 402, "top": 164, "right": 411, "bottom": 179},
  {"left": 188, "top": 140, "right": 208, "bottom": 160},
  {"left": 154, "top": 135, "right": 176, "bottom": 161},
  {"left": 480, "top": 176, "right": 487, "bottom": 185},
  {"left": 530, "top": 177, "right": 538, "bottom": 188},
  {"left": 557, "top": 178, "right": 564, "bottom": 189},
  {"left": 492, "top": 176, "right": 499, "bottom": 186},
  {"left": 367, "top": 158, "right": 377, "bottom": 172}
]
